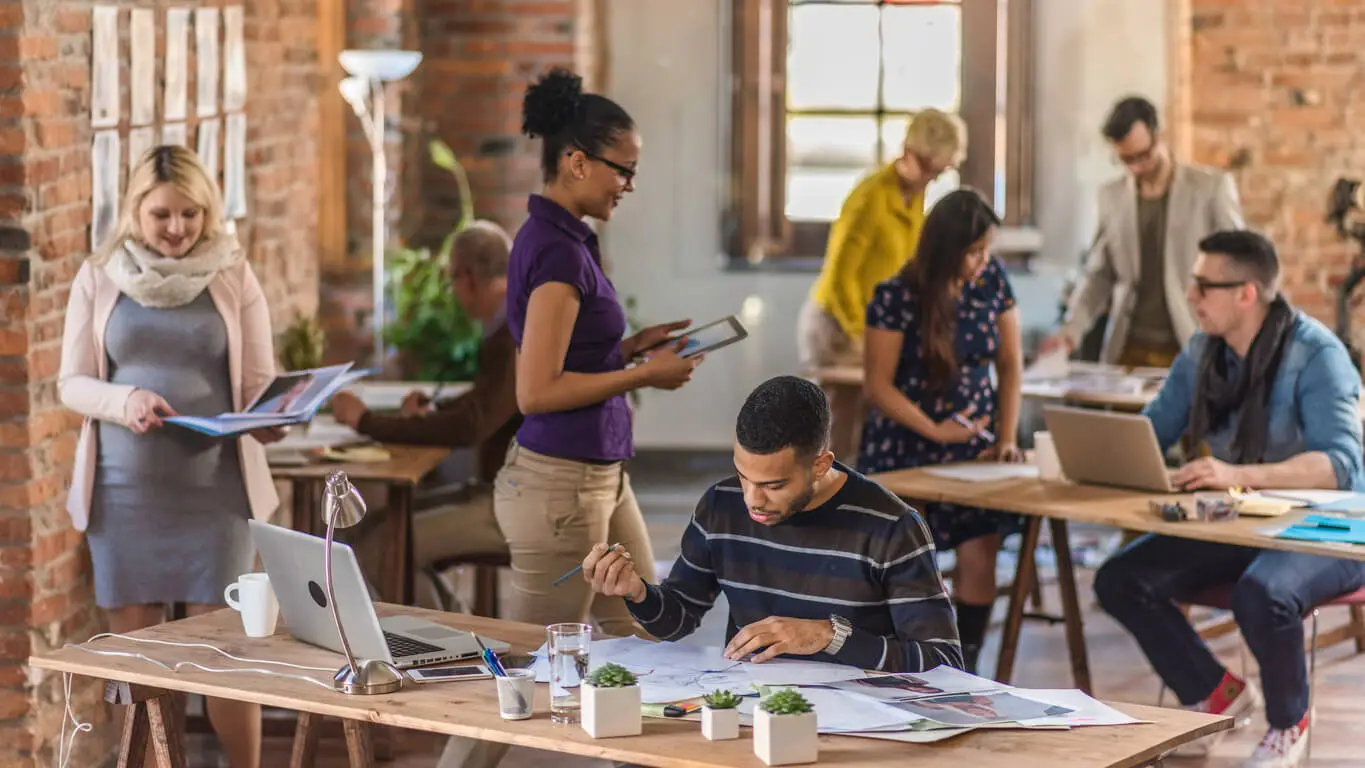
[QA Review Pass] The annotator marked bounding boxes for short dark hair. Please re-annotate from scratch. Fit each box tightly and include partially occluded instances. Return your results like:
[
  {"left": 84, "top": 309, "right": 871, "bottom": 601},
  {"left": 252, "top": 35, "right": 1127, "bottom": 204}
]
[
  {"left": 1198, "top": 229, "right": 1280, "bottom": 296},
  {"left": 736, "top": 376, "right": 830, "bottom": 459},
  {"left": 521, "top": 67, "right": 635, "bottom": 183},
  {"left": 1102, "top": 96, "right": 1159, "bottom": 142}
]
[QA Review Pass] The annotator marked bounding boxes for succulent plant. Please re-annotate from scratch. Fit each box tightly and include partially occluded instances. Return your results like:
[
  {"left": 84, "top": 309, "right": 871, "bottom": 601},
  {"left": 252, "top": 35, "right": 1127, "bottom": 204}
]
[
  {"left": 703, "top": 690, "right": 742, "bottom": 709},
  {"left": 585, "top": 662, "right": 637, "bottom": 688},
  {"left": 758, "top": 689, "right": 813, "bottom": 716}
]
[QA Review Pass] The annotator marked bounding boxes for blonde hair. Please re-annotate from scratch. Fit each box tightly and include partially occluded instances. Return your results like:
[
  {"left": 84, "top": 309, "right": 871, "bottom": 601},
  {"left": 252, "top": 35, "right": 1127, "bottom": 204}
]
[
  {"left": 450, "top": 219, "right": 512, "bottom": 281},
  {"left": 903, "top": 109, "right": 968, "bottom": 168},
  {"left": 91, "top": 145, "right": 227, "bottom": 265}
]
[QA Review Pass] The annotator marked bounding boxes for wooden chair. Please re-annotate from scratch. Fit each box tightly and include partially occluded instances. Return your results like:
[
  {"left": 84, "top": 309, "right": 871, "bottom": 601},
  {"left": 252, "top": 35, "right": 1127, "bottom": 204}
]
[
  {"left": 422, "top": 552, "right": 510, "bottom": 617},
  {"left": 1158, "top": 585, "right": 1365, "bottom": 758}
]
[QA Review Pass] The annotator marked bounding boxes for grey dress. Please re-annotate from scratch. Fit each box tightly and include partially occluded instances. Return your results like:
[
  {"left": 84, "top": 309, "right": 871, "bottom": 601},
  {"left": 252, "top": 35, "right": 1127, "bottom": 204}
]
[{"left": 87, "top": 290, "right": 254, "bottom": 608}]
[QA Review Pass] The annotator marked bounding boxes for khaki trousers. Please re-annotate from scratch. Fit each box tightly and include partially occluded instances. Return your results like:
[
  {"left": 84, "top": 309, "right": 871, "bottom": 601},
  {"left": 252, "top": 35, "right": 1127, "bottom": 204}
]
[
  {"left": 797, "top": 298, "right": 866, "bottom": 463},
  {"left": 492, "top": 440, "right": 658, "bottom": 639}
]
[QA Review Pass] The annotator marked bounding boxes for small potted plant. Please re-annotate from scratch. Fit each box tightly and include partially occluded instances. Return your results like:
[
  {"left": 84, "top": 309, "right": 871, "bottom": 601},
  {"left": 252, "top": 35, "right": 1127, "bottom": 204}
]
[
  {"left": 581, "top": 662, "right": 641, "bottom": 739},
  {"left": 701, "top": 689, "right": 742, "bottom": 741},
  {"left": 753, "top": 689, "right": 817, "bottom": 766}
]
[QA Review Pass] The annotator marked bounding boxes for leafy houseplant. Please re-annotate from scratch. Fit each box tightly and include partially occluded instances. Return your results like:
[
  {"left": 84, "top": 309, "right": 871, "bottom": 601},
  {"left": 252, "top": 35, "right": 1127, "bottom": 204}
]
[
  {"left": 279, "top": 313, "right": 325, "bottom": 372},
  {"left": 754, "top": 690, "right": 818, "bottom": 766},
  {"left": 581, "top": 662, "right": 641, "bottom": 739},
  {"left": 381, "top": 138, "right": 482, "bottom": 383},
  {"left": 702, "top": 689, "right": 742, "bottom": 741}
]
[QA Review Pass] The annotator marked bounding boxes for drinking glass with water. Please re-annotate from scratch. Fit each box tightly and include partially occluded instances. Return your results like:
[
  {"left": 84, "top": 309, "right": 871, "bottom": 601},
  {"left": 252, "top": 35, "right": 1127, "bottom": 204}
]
[{"left": 546, "top": 622, "right": 592, "bottom": 723}]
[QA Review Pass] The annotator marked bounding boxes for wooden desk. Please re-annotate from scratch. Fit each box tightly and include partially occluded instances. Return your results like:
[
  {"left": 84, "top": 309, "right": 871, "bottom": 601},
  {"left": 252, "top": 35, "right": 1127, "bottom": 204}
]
[
  {"left": 872, "top": 467, "right": 1365, "bottom": 693},
  {"left": 810, "top": 365, "right": 1158, "bottom": 412},
  {"left": 272, "top": 445, "right": 450, "bottom": 605},
  {"left": 30, "top": 606, "right": 1229, "bottom": 768}
]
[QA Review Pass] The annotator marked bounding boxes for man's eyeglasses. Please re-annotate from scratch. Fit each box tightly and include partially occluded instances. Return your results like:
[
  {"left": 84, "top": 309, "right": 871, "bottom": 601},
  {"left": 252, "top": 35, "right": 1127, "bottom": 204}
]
[
  {"left": 572, "top": 148, "right": 636, "bottom": 183},
  {"left": 1190, "top": 276, "right": 1247, "bottom": 297},
  {"left": 1117, "top": 144, "right": 1156, "bottom": 168}
]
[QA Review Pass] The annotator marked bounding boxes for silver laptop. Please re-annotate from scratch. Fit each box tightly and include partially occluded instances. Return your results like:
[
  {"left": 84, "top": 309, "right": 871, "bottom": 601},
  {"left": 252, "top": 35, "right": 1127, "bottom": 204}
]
[
  {"left": 248, "top": 520, "right": 510, "bottom": 669},
  {"left": 1042, "top": 405, "right": 1176, "bottom": 493}
]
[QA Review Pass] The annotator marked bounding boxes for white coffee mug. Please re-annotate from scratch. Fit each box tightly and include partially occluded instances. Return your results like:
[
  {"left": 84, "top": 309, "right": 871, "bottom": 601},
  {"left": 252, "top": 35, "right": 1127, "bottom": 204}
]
[
  {"left": 224, "top": 573, "right": 279, "bottom": 638},
  {"left": 1033, "top": 431, "right": 1064, "bottom": 482}
]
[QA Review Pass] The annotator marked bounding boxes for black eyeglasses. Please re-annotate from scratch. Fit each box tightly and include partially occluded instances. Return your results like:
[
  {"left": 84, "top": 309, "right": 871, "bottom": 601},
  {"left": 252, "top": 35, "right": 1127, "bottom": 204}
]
[
  {"left": 1116, "top": 144, "right": 1157, "bottom": 168},
  {"left": 571, "top": 148, "right": 636, "bottom": 183},
  {"left": 1190, "top": 276, "right": 1248, "bottom": 297}
]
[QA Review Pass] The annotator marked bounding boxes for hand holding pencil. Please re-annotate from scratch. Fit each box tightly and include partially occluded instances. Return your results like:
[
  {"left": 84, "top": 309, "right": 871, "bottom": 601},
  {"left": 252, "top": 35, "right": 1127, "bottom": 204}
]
[{"left": 577, "top": 542, "right": 648, "bottom": 604}]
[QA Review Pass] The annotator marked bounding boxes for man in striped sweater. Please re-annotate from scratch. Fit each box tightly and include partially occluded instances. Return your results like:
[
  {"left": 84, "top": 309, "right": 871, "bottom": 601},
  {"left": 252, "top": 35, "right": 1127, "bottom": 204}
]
[{"left": 582, "top": 375, "right": 963, "bottom": 673}]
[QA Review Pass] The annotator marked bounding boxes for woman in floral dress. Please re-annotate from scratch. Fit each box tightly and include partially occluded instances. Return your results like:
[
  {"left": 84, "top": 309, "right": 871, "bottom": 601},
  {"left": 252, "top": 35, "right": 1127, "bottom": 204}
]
[{"left": 858, "top": 188, "right": 1024, "bottom": 674}]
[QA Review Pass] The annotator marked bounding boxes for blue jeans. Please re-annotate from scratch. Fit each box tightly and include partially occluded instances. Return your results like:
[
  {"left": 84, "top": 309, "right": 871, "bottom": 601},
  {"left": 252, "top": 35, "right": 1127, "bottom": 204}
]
[{"left": 1094, "top": 534, "right": 1365, "bottom": 729}]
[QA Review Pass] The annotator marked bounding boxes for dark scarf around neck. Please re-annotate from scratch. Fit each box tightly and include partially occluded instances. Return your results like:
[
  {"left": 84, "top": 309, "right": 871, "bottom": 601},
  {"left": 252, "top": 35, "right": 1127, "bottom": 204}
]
[{"left": 1184, "top": 296, "right": 1295, "bottom": 465}]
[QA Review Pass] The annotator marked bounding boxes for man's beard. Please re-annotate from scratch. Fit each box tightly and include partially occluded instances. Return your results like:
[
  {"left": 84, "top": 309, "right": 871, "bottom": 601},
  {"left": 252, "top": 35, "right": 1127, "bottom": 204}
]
[{"left": 753, "top": 480, "right": 816, "bottom": 525}]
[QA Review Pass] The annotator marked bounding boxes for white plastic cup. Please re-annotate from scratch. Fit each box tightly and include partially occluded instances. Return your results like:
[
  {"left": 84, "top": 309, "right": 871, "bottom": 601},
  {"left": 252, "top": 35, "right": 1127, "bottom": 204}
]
[
  {"left": 496, "top": 669, "right": 536, "bottom": 720},
  {"left": 1034, "top": 431, "right": 1064, "bottom": 482},
  {"left": 223, "top": 573, "right": 279, "bottom": 638}
]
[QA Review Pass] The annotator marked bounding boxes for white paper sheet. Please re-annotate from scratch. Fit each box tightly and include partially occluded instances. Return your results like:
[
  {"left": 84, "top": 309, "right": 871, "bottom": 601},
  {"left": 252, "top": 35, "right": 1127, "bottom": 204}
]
[
  {"left": 791, "top": 688, "right": 922, "bottom": 733},
  {"left": 924, "top": 464, "right": 1040, "bottom": 482},
  {"left": 129, "top": 9, "right": 155, "bottom": 125},
  {"left": 742, "top": 657, "right": 866, "bottom": 686},
  {"left": 1260, "top": 490, "right": 1356, "bottom": 507},
  {"left": 825, "top": 666, "right": 1004, "bottom": 702},
  {"left": 1022, "top": 347, "right": 1070, "bottom": 382},
  {"left": 195, "top": 8, "right": 221, "bottom": 118},
  {"left": 164, "top": 9, "right": 190, "bottom": 121},
  {"left": 999, "top": 689, "right": 1148, "bottom": 727},
  {"left": 91, "top": 6, "right": 120, "bottom": 128}
]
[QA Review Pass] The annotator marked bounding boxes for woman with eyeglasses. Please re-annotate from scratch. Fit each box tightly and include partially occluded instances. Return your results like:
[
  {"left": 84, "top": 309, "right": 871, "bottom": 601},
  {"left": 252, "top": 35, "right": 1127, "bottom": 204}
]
[
  {"left": 495, "top": 67, "right": 700, "bottom": 636},
  {"left": 857, "top": 188, "right": 1024, "bottom": 675},
  {"left": 798, "top": 108, "right": 968, "bottom": 460}
]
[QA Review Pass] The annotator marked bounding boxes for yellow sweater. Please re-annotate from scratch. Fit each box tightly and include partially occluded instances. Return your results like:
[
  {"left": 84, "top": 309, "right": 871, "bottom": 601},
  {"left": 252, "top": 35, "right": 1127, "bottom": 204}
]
[{"left": 808, "top": 163, "right": 926, "bottom": 341}]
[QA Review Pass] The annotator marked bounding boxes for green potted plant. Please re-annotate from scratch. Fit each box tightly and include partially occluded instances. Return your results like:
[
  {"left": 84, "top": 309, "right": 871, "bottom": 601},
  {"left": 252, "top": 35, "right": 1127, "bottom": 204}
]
[
  {"left": 278, "top": 313, "right": 325, "bottom": 372},
  {"left": 581, "top": 662, "right": 641, "bottom": 739},
  {"left": 382, "top": 138, "right": 482, "bottom": 382},
  {"left": 701, "top": 689, "right": 742, "bottom": 741},
  {"left": 754, "top": 689, "right": 817, "bottom": 766}
]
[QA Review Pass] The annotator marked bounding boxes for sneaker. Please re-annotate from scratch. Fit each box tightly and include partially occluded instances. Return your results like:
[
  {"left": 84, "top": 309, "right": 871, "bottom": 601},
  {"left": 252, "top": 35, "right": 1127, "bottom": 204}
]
[
  {"left": 1243, "top": 714, "right": 1310, "bottom": 767},
  {"left": 1173, "top": 672, "right": 1262, "bottom": 757}
]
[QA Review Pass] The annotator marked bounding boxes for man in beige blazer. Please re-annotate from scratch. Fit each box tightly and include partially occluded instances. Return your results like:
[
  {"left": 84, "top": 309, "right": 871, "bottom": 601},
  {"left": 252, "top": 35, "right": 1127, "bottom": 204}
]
[{"left": 1043, "top": 96, "right": 1245, "bottom": 367}]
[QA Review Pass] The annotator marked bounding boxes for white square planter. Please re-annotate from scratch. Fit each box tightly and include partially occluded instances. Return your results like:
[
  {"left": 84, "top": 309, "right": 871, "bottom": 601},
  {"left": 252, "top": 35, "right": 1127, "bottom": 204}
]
[
  {"left": 753, "top": 709, "right": 818, "bottom": 766},
  {"left": 702, "top": 706, "right": 739, "bottom": 741},
  {"left": 580, "top": 683, "right": 642, "bottom": 739}
]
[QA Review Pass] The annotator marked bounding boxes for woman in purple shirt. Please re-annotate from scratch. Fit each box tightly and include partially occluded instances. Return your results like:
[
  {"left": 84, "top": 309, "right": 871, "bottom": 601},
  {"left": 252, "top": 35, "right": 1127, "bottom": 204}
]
[{"left": 495, "top": 67, "right": 700, "bottom": 637}]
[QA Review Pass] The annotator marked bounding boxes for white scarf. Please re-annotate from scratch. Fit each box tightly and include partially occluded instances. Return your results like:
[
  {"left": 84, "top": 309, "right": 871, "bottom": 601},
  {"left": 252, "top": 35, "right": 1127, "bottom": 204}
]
[{"left": 102, "top": 235, "right": 244, "bottom": 308}]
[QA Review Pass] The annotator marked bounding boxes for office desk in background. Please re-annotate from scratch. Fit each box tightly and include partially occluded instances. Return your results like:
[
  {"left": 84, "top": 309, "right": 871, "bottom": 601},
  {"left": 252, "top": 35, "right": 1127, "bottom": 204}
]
[{"left": 30, "top": 605, "right": 1231, "bottom": 768}]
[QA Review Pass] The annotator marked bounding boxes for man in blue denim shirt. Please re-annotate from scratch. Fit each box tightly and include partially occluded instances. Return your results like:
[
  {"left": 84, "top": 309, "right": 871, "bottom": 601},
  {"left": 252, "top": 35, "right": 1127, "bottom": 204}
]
[{"left": 1094, "top": 230, "right": 1365, "bottom": 768}]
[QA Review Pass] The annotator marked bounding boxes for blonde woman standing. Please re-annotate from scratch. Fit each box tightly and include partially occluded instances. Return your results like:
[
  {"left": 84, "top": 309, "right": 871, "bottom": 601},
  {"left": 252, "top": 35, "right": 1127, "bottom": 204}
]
[
  {"left": 58, "top": 145, "right": 281, "bottom": 768},
  {"left": 798, "top": 109, "right": 968, "bottom": 459}
]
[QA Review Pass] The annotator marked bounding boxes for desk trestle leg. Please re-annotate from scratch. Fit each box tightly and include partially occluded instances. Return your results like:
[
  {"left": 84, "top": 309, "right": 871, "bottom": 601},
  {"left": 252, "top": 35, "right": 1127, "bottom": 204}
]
[
  {"left": 105, "top": 682, "right": 187, "bottom": 768},
  {"left": 289, "top": 712, "right": 375, "bottom": 768}
]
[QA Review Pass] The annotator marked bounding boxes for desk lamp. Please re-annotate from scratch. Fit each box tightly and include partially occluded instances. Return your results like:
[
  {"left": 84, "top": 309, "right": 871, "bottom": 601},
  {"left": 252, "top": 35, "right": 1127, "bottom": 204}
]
[{"left": 321, "top": 470, "right": 404, "bottom": 694}]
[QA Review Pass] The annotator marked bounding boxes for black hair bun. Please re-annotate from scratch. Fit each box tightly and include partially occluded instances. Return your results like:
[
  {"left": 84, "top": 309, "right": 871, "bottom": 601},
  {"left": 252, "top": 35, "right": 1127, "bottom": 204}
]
[{"left": 522, "top": 67, "right": 583, "bottom": 139}]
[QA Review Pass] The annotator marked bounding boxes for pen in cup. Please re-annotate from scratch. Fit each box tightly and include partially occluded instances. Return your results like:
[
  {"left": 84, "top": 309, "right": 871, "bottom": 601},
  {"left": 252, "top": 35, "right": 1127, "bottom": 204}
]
[{"left": 952, "top": 413, "right": 996, "bottom": 442}]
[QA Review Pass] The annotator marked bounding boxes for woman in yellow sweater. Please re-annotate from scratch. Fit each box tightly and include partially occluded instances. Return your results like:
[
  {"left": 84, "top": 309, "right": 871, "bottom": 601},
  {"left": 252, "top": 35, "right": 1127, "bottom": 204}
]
[{"left": 798, "top": 108, "right": 968, "bottom": 459}]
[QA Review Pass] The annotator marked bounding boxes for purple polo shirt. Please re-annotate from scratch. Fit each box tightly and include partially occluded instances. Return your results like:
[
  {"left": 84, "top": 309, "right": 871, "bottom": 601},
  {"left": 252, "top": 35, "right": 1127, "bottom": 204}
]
[{"left": 505, "top": 194, "right": 633, "bottom": 462}]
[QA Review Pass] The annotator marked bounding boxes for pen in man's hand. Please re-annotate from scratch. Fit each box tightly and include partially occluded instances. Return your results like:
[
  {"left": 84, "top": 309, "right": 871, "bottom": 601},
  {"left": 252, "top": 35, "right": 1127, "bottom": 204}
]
[{"left": 552, "top": 543, "right": 618, "bottom": 587}]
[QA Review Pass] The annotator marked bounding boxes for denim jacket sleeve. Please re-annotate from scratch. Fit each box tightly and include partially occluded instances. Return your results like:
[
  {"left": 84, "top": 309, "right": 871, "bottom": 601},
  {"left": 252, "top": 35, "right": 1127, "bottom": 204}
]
[
  {"left": 1141, "top": 343, "right": 1198, "bottom": 453},
  {"left": 1295, "top": 343, "right": 1364, "bottom": 489}
]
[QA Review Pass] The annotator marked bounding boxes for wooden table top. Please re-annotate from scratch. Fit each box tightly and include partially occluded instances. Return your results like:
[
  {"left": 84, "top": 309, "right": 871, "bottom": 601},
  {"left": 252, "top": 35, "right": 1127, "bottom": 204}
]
[
  {"left": 268, "top": 443, "right": 450, "bottom": 485},
  {"left": 872, "top": 466, "right": 1365, "bottom": 562},
  {"left": 29, "top": 606, "right": 1227, "bottom": 768},
  {"left": 808, "top": 365, "right": 1157, "bottom": 411}
]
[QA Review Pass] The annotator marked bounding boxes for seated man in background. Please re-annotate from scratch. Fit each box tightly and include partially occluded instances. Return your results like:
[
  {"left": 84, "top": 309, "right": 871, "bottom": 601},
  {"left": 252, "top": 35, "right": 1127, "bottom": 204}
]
[
  {"left": 583, "top": 375, "right": 962, "bottom": 673},
  {"left": 330, "top": 221, "right": 520, "bottom": 608},
  {"left": 1094, "top": 230, "right": 1365, "bottom": 768}
]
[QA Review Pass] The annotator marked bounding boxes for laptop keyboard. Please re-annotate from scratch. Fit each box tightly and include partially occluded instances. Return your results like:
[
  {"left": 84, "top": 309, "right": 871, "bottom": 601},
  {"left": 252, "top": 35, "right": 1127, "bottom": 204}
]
[{"left": 383, "top": 631, "right": 445, "bottom": 658}]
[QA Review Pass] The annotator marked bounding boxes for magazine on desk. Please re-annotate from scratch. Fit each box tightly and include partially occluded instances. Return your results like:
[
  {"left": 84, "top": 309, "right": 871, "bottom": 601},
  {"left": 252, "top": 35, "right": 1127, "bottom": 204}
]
[{"left": 166, "top": 363, "right": 375, "bottom": 437}]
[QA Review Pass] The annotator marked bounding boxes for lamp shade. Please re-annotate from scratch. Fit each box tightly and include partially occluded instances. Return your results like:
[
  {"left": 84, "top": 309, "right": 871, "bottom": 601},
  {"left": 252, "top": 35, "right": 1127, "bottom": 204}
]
[
  {"left": 338, "top": 76, "right": 370, "bottom": 115},
  {"left": 339, "top": 49, "right": 422, "bottom": 82},
  {"left": 322, "top": 471, "right": 367, "bottom": 529}
]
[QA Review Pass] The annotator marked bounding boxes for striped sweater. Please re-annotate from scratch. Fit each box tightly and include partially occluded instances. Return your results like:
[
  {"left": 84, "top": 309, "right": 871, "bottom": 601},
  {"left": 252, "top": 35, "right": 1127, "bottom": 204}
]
[{"left": 628, "top": 465, "right": 963, "bottom": 673}]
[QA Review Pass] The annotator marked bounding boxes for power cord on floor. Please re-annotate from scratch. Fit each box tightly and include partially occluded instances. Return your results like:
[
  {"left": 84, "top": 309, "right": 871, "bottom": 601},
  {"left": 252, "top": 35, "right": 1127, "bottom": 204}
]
[{"left": 56, "top": 633, "right": 348, "bottom": 767}]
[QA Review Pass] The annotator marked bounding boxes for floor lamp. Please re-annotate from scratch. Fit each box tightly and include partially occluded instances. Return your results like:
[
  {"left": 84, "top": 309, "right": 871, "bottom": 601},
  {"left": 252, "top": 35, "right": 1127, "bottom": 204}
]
[{"left": 338, "top": 49, "right": 423, "bottom": 368}]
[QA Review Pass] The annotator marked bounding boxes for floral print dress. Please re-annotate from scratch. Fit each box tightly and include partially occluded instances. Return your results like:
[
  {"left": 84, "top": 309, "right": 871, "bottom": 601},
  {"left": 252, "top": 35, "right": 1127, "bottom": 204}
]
[{"left": 856, "top": 257, "right": 1023, "bottom": 550}]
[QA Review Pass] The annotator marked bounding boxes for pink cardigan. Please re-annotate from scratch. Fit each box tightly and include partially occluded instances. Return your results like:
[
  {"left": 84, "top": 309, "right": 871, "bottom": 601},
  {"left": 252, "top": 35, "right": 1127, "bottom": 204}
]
[{"left": 58, "top": 260, "right": 281, "bottom": 532}]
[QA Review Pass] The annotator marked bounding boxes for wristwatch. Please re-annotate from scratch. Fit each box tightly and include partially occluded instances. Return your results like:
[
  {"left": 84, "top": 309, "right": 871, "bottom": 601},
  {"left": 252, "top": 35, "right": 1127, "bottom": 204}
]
[{"left": 823, "top": 614, "right": 852, "bottom": 655}]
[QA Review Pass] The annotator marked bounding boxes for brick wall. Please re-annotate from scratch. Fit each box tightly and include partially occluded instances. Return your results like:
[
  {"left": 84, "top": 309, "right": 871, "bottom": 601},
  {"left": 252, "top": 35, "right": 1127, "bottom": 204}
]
[
  {"left": 320, "top": 0, "right": 601, "bottom": 367},
  {"left": 1183, "top": 0, "right": 1365, "bottom": 326},
  {"left": 0, "top": 2, "right": 320, "bottom": 765}
]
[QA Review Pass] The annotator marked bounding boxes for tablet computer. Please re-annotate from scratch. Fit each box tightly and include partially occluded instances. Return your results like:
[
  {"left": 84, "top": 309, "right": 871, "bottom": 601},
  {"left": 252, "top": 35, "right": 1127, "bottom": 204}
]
[{"left": 641, "top": 316, "right": 748, "bottom": 359}]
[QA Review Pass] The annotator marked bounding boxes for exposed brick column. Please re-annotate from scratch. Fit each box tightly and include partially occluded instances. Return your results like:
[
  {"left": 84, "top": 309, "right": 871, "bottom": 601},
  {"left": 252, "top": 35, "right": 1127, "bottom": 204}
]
[
  {"left": 1186, "top": 0, "right": 1365, "bottom": 324},
  {"left": 0, "top": 2, "right": 321, "bottom": 765}
]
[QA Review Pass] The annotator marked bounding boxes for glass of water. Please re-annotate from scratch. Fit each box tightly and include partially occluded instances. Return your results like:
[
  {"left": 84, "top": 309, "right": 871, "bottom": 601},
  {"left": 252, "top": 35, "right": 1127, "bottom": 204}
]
[{"left": 546, "top": 622, "right": 592, "bottom": 723}]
